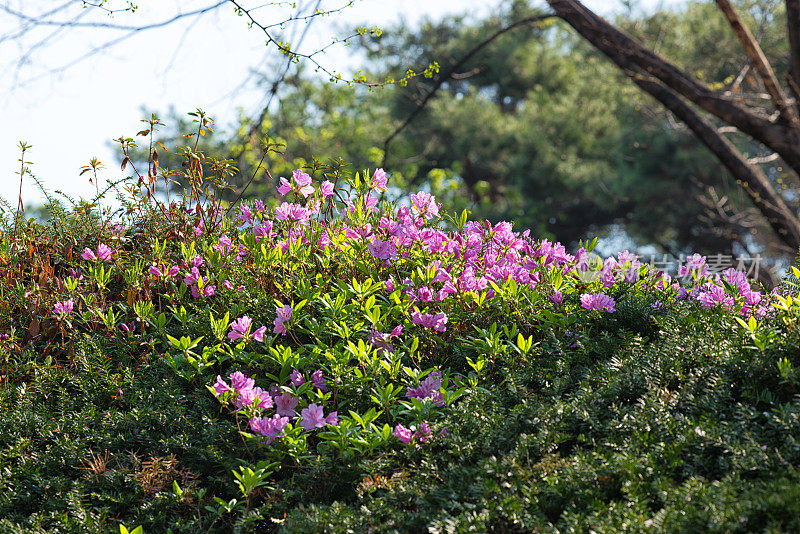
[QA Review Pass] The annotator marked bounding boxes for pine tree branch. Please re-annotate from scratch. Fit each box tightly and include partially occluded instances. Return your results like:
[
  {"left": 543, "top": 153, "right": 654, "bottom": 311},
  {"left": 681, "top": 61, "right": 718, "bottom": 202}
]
[{"left": 714, "top": 0, "right": 799, "bottom": 128}]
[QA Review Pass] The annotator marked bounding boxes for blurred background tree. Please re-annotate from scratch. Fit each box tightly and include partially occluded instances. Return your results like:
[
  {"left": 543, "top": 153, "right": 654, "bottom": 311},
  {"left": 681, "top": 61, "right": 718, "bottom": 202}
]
[
  {"left": 141, "top": 0, "right": 797, "bottom": 283},
  {"left": 8, "top": 0, "right": 795, "bottom": 281}
]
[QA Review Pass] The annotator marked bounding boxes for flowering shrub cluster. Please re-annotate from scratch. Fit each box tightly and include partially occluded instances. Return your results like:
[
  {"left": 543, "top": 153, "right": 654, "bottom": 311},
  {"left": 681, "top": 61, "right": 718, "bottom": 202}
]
[
  {"left": 36, "top": 166, "right": 787, "bottom": 459},
  {"left": 212, "top": 368, "right": 337, "bottom": 441},
  {"left": 3, "top": 127, "right": 800, "bottom": 531}
]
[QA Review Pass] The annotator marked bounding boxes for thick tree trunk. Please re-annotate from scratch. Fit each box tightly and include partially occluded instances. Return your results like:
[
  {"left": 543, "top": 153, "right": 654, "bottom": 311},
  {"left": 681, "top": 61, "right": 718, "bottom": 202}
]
[
  {"left": 633, "top": 76, "right": 800, "bottom": 249},
  {"left": 546, "top": 0, "right": 800, "bottom": 251}
]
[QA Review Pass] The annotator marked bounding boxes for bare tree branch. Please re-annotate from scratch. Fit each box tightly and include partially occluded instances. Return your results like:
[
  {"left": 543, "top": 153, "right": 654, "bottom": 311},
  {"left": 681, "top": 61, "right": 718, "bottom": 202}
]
[
  {"left": 543, "top": 0, "right": 800, "bottom": 253},
  {"left": 729, "top": 63, "right": 750, "bottom": 93},
  {"left": 748, "top": 153, "right": 781, "bottom": 164},
  {"left": 0, "top": 2, "right": 227, "bottom": 32},
  {"left": 375, "top": 0, "right": 800, "bottom": 250},
  {"left": 1, "top": 1, "right": 230, "bottom": 87},
  {"left": 227, "top": 0, "right": 390, "bottom": 88},
  {"left": 0, "top": 1, "right": 74, "bottom": 45},
  {"left": 249, "top": 0, "right": 324, "bottom": 134},
  {"left": 0, "top": 1, "right": 400, "bottom": 91},
  {"left": 227, "top": 0, "right": 324, "bottom": 188},
  {"left": 714, "top": 0, "right": 799, "bottom": 128}
]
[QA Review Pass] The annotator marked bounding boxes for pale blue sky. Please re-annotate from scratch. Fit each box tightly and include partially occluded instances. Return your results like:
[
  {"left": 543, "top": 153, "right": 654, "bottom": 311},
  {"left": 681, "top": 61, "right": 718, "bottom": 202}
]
[{"left": 1, "top": 0, "right": 678, "bottom": 207}]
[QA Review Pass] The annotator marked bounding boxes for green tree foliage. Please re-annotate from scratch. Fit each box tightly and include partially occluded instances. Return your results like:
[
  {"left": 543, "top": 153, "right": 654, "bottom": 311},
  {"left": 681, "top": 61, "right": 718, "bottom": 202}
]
[{"left": 143, "top": 0, "right": 793, "bottom": 263}]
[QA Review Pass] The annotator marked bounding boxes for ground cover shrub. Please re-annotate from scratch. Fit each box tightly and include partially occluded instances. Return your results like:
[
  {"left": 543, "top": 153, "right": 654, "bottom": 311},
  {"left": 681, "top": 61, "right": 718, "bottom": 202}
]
[{"left": 1, "top": 126, "right": 800, "bottom": 532}]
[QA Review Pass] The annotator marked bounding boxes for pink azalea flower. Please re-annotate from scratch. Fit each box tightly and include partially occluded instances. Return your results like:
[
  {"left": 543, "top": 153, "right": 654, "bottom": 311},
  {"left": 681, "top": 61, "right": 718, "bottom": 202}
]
[
  {"left": 300, "top": 403, "right": 328, "bottom": 430},
  {"left": 229, "top": 371, "right": 255, "bottom": 391},
  {"left": 253, "top": 326, "right": 267, "bottom": 342},
  {"left": 81, "top": 247, "right": 97, "bottom": 261},
  {"left": 293, "top": 169, "right": 312, "bottom": 187},
  {"left": 393, "top": 424, "right": 414, "bottom": 444},
  {"left": 320, "top": 180, "right": 335, "bottom": 196},
  {"left": 290, "top": 370, "right": 304, "bottom": 386},
  {"left": 410, "top": 310, "right": 448, "bottom": 332},
  {"left": 371, "top": 168, "right": 388, "bottom": 192},
  {"left": 406, "top": 371, "right": 445, "bottom": 406},
  {"left": 254, "top": 221, "right": 273, "bottom": 241},
  {"left": 184, "top": 267, "right": 201, "bottom": 286},
  {"left": 318, "top": 233, "right": 332, "bottom": 249},
  {"left": 364, "top": 194, "right": 379, "bottom": 213},
  {"left": 53, "top": 298, "right": 75, "bottom": 317},
  {"left": 216, "top": 235, "right": 233, "bottom": 255},
  {"left": 679, "top": 253, "right": 709, "bottom": 278},
  {"left": 250, "top": 414, "right": 289, "bottom": 444},
  {"left": 96, "top": 243, "right": 113, "bottom": 261},
  {"left": 580, "top": 293, "right": 616, "bottom": 313},
  {"left": 236, "top": 386, "right": 272, "bottom": 410},
  {"left": 311, "top": 369, "right": 327, "bottom": 391},
  {"left": 437, "top": 282, "right": 457, "bottom": 301},
  {"left": 228, "top": 316, "right": 253, "bottom": 342},
  {"left": 417, "top": 286, "right": 433, "bottom": 302},
  {"left": 574, "top": 247, "right": 590, "bottom": 272},
  {"left": 238, "top": 205, "right": 253, "bottom": 225},
  {"left": 275, "top": 202, "right": 293, "bottom": 221},
  {"left": 277, "top": 177, "right": 292, "bottom": 196},
  {"left": 289, "top": 204, "right": 311, "bottom": 224},
  {"left": 410, "top": 191, "right": 440, "bottom": 220},
  {"left": 274, "top": 392, "right": 299, "bottom": 417},
  {"left": 367, "top": 237, "right": 397, "bottom": 261},
  {"left": 744, "top": 291, "right": 762, "bottom": 306},
  {"left": 212, "top": 375, "right": 230, "bottom": 397},
  {"left": 273, "top": 305, "right": 292, "bottom": 335},
  {"left": 697, "top": 285, "right": 734, "bottom": 310},
  {"left": 415, "top": 422, "right": 433, "bottom": 443}
]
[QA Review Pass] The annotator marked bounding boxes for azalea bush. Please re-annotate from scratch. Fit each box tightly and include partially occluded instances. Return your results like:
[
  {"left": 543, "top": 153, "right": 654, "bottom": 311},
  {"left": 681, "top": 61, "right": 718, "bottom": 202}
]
[{"left": 1, "top": 122, "right": 800, "bottom": 532}]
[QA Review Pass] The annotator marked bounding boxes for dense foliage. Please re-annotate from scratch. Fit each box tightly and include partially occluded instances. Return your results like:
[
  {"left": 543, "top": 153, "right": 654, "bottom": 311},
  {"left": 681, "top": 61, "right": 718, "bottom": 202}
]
[{"left": 2, "top": 139, "right": 800, "bottom": 532}]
